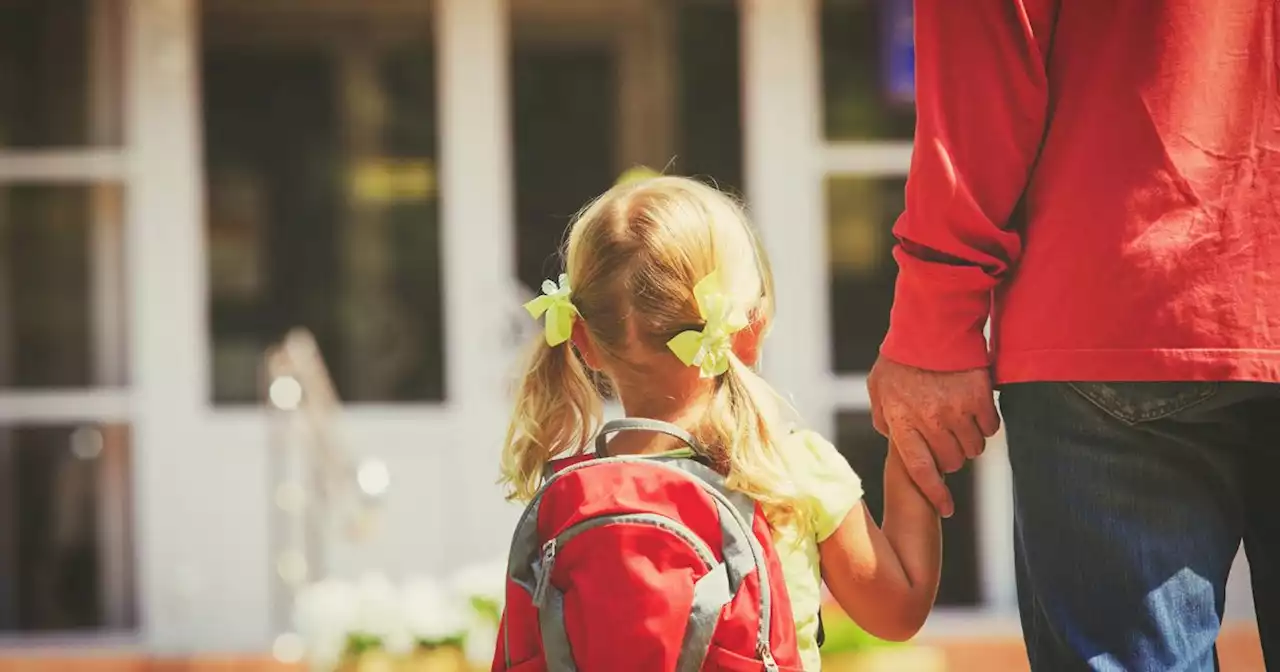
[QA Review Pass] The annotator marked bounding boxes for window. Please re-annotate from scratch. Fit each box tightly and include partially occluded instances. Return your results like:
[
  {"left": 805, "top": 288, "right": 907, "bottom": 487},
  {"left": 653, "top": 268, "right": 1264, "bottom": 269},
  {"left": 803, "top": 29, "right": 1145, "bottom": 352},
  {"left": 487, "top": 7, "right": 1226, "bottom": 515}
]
[
  {"left": 821, "top": 0, "right": 915, "bottom": 141},
  {"left": 0, "top": 0, "right": 122, "bottom": 148},
  {"left": 0, "top": 0, "right": 133, "bottom": 633},
  {"left": 834, "top": 411, "right": 979, "bottom": 607},
  {"left": 0, "top": 186, "right": 126, "bottom": 389},
  {"left": 202, "top": 1, "right": 444, "bottom": 404},
  {"left": 510, "top": 0, "right": 742, "bottom": 294},
  {"left": 827, "top": 176, "right": 904, "bottom": 373},
  {"left": 0, "top": 424, "right": 134, "bottom": 631}
]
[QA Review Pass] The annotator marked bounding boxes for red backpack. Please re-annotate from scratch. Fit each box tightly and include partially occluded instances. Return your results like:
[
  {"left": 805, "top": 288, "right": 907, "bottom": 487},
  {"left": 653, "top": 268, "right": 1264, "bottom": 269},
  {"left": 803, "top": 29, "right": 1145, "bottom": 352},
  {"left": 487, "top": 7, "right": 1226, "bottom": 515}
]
[{"left": 492, "top": 418, "right": 803, "bottom": 672}]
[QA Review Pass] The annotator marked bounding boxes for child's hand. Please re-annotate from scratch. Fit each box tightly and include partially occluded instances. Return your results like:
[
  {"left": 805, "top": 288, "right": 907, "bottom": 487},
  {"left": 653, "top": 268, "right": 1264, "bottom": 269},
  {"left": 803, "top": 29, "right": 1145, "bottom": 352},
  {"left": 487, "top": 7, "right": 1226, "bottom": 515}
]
[
  {"left": 885, "top": 443, "right": 942, "bottom": 505},
  {"left": 821, "top": 439, "right": 943, "bottom": 641}
]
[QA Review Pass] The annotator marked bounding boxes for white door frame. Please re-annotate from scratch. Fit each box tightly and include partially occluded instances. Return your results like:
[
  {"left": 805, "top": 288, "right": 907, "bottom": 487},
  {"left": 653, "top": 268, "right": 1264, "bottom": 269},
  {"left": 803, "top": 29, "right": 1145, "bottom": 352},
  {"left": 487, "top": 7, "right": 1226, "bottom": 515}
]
[{"left": 125, "top": 0, "right": 207, "bottom": 652}]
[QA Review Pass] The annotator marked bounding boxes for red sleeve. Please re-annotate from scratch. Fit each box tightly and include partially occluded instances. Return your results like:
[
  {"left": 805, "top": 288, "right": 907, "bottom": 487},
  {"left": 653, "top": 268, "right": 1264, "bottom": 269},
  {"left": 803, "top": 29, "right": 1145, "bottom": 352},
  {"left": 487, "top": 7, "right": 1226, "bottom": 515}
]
[{"left": 881, "top": 0, "right": 1058, "bottom": 371}]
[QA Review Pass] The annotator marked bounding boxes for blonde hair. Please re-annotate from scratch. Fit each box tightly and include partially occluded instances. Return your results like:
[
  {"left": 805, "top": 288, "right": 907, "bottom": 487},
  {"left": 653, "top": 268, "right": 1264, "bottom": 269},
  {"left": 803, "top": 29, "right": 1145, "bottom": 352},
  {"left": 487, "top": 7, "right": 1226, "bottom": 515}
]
[{"left": 499, "top": 176, "right": 808, "bottom": 527}]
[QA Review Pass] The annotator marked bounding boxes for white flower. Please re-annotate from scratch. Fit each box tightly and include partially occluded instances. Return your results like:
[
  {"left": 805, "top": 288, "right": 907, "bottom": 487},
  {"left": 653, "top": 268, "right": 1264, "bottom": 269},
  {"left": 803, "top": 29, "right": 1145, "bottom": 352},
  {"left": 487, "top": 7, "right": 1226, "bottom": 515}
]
[
  {"left": 352, "top": 572, "right": 404, "bottom": 641},
  {"left": 381, "top": 626, "right": 416, "bottom": 657},
  {"left": 402, "top": 574, "right": 470, "bottom": 646},
  {"left": 307, "top": 637, "right": 347, "bottom": 672},
  {"left": 293, "top": 578, "right": 358, "bottom": 668},
  {"left": 463, "top": 619, "right": 499, "bottom": 666},
  {"left": 449, "top": 557, "right": 507, "bottom": 614}
]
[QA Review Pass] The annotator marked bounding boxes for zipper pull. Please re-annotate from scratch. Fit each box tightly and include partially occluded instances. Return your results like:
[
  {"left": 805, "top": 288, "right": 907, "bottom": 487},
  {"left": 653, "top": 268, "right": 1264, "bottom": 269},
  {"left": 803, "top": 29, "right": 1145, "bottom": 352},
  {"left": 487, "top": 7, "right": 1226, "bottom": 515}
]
[
  {"left": 532, "top": 538, "right": 557, "bottom": 608},
  {"left": 760, "top": 647, "right": 779, "bottom": 672}
]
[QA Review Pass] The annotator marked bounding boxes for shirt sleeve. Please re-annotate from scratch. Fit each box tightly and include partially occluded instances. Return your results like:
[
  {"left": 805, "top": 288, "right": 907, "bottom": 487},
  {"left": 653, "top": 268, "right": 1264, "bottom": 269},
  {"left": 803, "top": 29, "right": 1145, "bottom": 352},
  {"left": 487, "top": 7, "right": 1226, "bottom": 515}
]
[
  {"left": 786, "top": 431, "right": 864, "bottom": 543},
  {"left": 880, "top": 0, "right": 1058, "bottom": 372}
]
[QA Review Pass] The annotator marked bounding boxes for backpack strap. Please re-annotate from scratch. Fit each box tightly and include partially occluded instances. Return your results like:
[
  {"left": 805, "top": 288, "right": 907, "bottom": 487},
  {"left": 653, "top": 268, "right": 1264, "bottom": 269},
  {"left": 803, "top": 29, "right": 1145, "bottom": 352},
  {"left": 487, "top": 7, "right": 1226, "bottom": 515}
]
[
  {"left": 539, "top": 419, "right": 699, "bottom": 480},
  {"left": 594, "top": 417, "right": 704, "bottom": 457}
]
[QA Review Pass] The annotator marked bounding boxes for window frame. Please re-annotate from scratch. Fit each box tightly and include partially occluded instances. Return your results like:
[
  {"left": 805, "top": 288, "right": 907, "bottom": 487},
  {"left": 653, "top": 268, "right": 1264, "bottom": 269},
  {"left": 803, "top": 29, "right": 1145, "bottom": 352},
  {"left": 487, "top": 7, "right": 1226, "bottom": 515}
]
[{"left": 0, "top": 0, "right": 135, "bottom": 639}]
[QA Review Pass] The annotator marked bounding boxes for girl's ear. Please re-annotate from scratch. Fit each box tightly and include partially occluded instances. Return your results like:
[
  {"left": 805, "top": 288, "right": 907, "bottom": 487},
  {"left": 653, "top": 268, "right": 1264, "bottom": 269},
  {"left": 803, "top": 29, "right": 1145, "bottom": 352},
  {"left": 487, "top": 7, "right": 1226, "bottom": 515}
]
[
  {"left": 732, "top": 312, "right": 769, "bottom": 367},
  {"left": 570, "top": 320, "right": 603, "bottom": 371}
]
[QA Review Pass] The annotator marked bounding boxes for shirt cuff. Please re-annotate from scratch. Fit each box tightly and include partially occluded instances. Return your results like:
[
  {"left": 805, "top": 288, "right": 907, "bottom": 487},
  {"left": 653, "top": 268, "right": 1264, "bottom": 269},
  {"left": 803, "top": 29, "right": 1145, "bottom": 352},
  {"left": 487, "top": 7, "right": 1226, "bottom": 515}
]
[{"left": 881, "top": 246, "right": 993, "bottom": 372}]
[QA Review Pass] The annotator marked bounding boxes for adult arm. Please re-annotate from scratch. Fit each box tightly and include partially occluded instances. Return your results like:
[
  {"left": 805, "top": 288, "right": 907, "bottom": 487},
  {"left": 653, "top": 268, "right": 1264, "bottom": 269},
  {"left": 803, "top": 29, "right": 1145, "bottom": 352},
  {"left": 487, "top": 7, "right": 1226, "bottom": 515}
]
[
  {"left": 884, "top": 0, "right": 1057, "bottom": 369},
  {"left": 869, "top": 0, "right": 1059, "bottom": 514}
]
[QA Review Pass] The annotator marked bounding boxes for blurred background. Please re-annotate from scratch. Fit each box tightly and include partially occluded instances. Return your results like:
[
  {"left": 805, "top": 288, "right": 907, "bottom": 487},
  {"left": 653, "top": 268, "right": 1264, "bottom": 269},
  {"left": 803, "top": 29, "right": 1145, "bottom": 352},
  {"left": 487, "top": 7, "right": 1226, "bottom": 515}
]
[{"left": 0, "top": 0, "right": 1262, "bottom": 670}]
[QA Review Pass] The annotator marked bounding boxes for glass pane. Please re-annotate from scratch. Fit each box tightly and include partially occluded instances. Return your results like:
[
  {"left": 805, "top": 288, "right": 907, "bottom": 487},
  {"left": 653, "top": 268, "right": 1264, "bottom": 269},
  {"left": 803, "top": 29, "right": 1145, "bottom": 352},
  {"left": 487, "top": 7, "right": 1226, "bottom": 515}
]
[
  {"left": 202, "top": 3, "right": 444, "bottom": 404},
  {"left": 0, "top": 424, "right": 135, "bottom": 631},
  {"left": 827, "top": 175, "right": 904, "bottom": 373},
  {"left": 511, "top": 0, "right": 742, "bottom": 293},
  {"left": 0, "top": 186, "right": 127, "bottom": 388},
  {"left": 834, "top": 411, "right": 979, "bottom": 607},
  {"left": 821, "top": 0, "right": 915, "bottom": 141},
  {"left": 0, "top": 0, "right": 123, "bottom": 147}
]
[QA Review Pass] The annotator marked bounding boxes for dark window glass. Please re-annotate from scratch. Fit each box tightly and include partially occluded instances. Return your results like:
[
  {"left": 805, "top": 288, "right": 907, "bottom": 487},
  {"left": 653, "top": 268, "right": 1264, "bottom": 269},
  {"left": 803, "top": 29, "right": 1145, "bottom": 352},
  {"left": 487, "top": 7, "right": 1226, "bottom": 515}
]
[
  {"left": 821, "top": 0, "right": 916, "bottom": 141},
  {"left": 202, "top": 4, "right": 444, "bottom": 404},
  {"left": 834, "top": 410, "right": 980, "bottom": 607},
  {"left": 0, "top": 186, "right": 127, "bottom": 389},
  {"left": 0, "top": 0, "right": 122, "bottom": 147},
  {"left": 0, "top": 424, "right": 135, "bottom": 631},
  {"left": 827, "top": 176, "right": 905, "bottom": 373},
  {"left": 511, "top": 0, "right": 742, "bottom": 292}
]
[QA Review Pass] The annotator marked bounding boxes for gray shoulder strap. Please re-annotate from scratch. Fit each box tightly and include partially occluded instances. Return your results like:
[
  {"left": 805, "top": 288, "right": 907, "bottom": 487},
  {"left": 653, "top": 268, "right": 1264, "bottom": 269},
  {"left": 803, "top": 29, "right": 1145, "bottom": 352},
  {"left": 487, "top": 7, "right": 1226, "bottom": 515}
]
[{"left": 594, "top": 417, "right": 703, "bottom": 457}]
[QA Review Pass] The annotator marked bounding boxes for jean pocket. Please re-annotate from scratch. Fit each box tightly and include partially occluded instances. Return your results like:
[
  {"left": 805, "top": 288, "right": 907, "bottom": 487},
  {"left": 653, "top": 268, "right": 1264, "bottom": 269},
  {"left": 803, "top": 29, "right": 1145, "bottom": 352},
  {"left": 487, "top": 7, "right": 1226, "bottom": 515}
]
[{"left": 1066, "top": 382, "right": 1219, "bottom": 425}]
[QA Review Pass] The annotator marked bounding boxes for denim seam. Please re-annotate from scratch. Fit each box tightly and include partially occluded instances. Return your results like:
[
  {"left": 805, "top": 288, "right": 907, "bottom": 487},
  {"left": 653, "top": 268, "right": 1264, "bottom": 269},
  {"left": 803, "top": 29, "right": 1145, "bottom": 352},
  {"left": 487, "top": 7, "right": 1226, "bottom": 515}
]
[{"left": 1065, "top": 382, "right": 1220, "bottom": 425}]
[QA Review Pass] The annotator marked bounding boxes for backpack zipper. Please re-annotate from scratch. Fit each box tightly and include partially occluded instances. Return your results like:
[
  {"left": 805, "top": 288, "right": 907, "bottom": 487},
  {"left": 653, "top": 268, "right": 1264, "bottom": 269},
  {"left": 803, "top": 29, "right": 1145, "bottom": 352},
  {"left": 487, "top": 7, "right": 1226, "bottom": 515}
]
[
  {"left": 760, "top": 646, "right": 780, "bottom": 672},
  {"left": 531, "top": 512, "right": 716, "bottom": 608},
  {"left": 531, "top": 539, "right": 557, "bottom": 608}
]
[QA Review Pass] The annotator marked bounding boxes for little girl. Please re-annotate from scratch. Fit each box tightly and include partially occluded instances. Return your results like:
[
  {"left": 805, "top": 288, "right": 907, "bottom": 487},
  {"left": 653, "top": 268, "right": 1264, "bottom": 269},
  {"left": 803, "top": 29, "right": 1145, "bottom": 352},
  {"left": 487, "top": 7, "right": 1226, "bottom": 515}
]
[{"left": 500, "top": 176, "right": 941, "bottom": 670}]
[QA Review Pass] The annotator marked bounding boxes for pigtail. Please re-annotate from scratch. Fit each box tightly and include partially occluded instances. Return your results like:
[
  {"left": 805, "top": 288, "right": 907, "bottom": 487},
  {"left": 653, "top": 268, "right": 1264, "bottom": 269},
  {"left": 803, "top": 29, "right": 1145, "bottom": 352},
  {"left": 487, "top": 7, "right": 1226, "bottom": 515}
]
[
  {"left": 700, "top": 355, "right": 809, "bottom": 532},
  {"left": 499, "top": 334, "right": 602, "bottom": 501}
]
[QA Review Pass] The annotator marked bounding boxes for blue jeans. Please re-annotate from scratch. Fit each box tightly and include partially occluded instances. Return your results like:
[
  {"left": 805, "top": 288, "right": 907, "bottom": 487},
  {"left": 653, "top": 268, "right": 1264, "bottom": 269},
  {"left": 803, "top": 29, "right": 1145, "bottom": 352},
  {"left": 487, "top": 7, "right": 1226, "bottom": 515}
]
[{"left": 1000, "top": 382, "right": 1279, "bottom": 671}]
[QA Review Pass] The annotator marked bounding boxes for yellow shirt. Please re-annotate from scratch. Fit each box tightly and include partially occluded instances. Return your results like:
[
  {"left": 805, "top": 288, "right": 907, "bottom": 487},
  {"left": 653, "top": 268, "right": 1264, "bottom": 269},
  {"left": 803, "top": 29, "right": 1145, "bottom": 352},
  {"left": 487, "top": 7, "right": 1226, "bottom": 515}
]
[
  {"left": 771, "top": 431, "right": 864, "bottom": 671},
  {"left": 661, "top": 431, "right": 863, "bottom": 670}
]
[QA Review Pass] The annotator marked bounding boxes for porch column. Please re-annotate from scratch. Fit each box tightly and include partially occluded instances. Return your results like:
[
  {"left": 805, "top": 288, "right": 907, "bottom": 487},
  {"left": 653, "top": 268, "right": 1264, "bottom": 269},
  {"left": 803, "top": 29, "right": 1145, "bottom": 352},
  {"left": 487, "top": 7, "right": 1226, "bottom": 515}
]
[
  {"left": 739, "top": 0, "right": 830, "bottom": 436},
  {"left": 436, "top": 0, "right": 524, "bottom": 562}
]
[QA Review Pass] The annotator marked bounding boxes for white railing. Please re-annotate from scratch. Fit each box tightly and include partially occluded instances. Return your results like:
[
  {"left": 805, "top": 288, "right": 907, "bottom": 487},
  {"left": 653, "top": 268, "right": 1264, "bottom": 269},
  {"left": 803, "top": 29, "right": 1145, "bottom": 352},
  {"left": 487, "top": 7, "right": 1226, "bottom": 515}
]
[{"left": 263, "top": 328, "right": 390, "bottom": 636}]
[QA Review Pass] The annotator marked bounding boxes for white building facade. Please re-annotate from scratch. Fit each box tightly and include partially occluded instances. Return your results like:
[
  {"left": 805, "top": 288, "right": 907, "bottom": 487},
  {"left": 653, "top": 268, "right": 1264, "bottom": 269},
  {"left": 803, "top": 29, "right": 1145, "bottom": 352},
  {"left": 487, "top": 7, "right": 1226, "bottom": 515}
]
[{"left": 0, "top": 0, "right": 1254, "bottom": 655}]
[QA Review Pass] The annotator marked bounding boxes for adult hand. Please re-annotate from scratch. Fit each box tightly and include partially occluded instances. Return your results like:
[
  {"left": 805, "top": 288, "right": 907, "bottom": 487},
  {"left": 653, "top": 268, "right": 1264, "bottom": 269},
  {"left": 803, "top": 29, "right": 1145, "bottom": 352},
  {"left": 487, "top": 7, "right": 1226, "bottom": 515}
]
[{"left": 866, "top": 356, "right": 1000, "bottom": 518}]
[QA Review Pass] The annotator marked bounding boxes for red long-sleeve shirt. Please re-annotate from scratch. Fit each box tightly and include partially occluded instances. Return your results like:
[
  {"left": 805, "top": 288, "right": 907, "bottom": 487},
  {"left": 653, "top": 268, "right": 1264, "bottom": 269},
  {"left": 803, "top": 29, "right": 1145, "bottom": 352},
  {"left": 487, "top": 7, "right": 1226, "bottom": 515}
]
[{"left": 882, "top": 0, "right": 1280, "bottom": 383}]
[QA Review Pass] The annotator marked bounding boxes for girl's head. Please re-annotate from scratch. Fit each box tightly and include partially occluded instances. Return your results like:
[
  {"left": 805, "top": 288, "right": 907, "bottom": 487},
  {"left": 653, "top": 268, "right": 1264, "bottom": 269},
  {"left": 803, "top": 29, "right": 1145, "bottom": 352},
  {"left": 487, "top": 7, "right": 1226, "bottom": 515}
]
[{"left": 501, "top": 176, "right": 803, "bottom": 519}]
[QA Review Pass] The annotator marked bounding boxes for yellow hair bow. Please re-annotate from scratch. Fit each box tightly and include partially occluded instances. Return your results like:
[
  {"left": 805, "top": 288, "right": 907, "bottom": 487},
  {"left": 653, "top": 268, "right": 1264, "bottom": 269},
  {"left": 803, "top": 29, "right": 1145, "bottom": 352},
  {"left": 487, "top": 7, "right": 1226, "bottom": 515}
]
[
  {"left": 524, "top": 273, "right": 578, "bottom": 347},
  {"left": 667, "top": 271, "right": 749, "bottom": 378}
]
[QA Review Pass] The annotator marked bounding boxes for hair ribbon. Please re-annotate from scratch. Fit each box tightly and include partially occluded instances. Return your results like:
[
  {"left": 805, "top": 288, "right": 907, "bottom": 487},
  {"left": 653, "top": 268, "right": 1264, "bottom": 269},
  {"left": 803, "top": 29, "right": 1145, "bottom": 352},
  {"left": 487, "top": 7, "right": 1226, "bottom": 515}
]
[
  {"left": 524, "top": 273, "right": 578, "bottom": 346},
  {"left": 667, "top": 270, "right": 748, "bottom": 378}
]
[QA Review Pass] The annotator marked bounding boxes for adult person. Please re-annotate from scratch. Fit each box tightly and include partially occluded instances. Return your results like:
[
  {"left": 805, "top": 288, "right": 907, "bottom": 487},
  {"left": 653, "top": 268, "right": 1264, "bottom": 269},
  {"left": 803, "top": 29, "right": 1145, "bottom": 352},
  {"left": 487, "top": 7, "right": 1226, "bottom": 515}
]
[{"left": 866, "top": 1, "right": 1279, "bottom": 669}]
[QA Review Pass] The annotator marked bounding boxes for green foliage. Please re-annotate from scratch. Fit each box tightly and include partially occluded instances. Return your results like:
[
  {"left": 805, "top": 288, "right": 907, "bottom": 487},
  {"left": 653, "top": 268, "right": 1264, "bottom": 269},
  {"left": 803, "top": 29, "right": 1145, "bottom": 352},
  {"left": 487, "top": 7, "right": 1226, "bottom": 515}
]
[
  {"left": 819, "top": 611, "right": 901, "bottom": 656},
  {"left": 471, "top": 595, "right": 502, "bottom": 626},
  {"left": 419, "top": 634, "right": 466, "bottom": 650},
  {"left": 345, "top": 633, "right": 385, "bottom": 657}
]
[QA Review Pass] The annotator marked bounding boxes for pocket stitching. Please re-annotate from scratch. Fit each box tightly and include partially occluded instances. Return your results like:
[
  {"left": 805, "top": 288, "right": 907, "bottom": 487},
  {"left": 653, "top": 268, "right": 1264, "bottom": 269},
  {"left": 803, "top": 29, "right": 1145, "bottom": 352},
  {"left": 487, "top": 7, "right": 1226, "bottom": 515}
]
[{"left": 1066, "top": 382, "right": 1219, "bottom": 425}]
